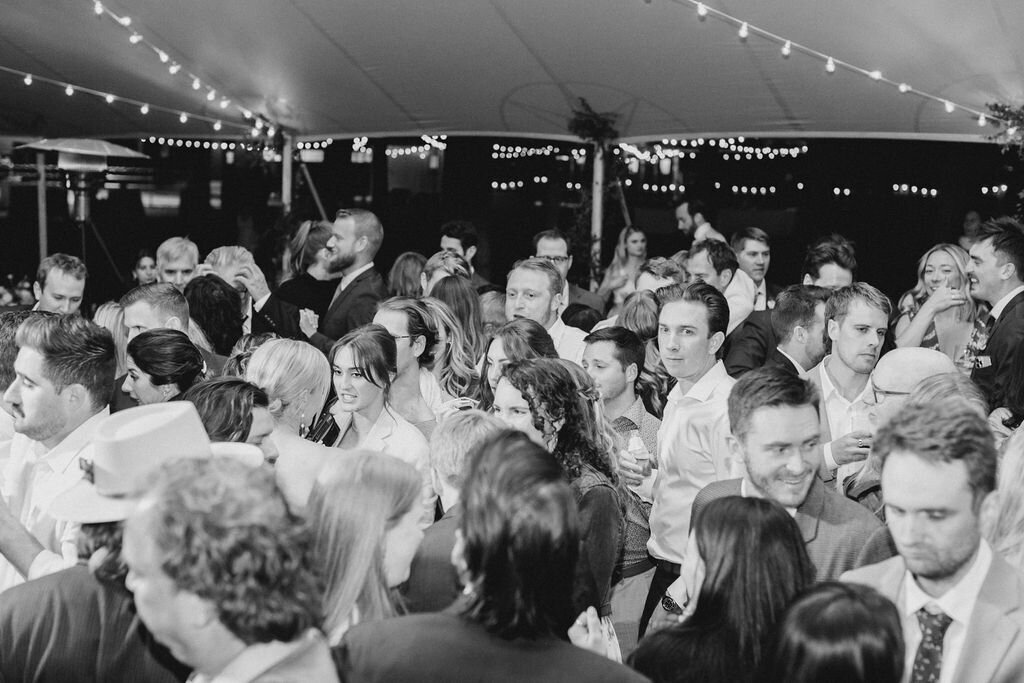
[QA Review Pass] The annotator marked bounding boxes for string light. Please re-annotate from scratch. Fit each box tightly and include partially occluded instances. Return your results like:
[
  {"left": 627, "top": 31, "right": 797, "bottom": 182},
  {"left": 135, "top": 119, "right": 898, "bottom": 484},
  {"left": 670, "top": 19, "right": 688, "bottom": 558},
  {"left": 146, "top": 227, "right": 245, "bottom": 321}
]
[
  {"left": 117, "top": 15, "right": 131, "bottom": 26},
  {"left": 738, "top": 22, "right": 748, "bottom": 39},
  {"left": 93, "top": 1, "right": 103, "bottom": 15},
  {"left": 168, "top": 63, "right": 181, "bottom": 75},
  {"left": 825, "top": 57, "right": 836, "bottom": 73},
  {"left": 978, "top": 113, "right": 987, "bottom": 127},
  {"left": 179, "top": 112, "right": 188, "bottom": 123},
  {"left": 898, "top": 83, "right": 910, "bottom": 93},
  {"left": 781, "top": 40, "right": 791, "bottom": 57},
  {"left": 157, "top": 50, "right": 168, "bottom": 63},
  {"left": 869, "top": 70, "right": 882, "bottom": 80},
  {"left": 129, "top": 32, "right": 142, "bottom": 44},
  {"left": 23, "top": 74, "right": 31, "bottom": 86},
  {"left": 65, "top": 84, "right": 74, "bottom": 96},
  {"left": 191, "top": 77, "right": 201, "bottom": 90},
  {"left": 206, "top": 89, "right": 216, "bottom": 101},
  {"left": 696, "top": 3, "right": 707, "bottom": 18},
  {"left": 105, "top": 93, "right": 114, "bottom": 103},
  {"left": 139, "top": 104, "right": 149, "bottom": 114},
  {"left": 944, "top": 101, "right": 955, "bottom": 113},
  {"left": 219, "top": 99, "right": 230, "bottom": 109},
  {"left": 213, "top": 121, "right": 222, "bottom": 131}
]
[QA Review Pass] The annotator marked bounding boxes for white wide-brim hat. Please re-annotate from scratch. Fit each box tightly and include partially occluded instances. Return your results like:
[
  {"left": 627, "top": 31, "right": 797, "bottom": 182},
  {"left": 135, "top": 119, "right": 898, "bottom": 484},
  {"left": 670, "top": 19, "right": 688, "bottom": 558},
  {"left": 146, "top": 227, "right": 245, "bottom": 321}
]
[{"left": 49, "top": 402, "right": 264, "bottom": 523}]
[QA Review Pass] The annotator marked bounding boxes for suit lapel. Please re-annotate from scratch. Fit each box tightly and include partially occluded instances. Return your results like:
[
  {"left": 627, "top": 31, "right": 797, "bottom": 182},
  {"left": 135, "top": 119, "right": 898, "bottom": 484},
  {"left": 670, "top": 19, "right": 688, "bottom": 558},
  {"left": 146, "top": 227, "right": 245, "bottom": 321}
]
[
  {"left": 363, "top": 409, "right": 395, "bottom": 451},
  {"left": 794, "top": 476, "right": 825, "bottom": 543},
  {"left": 990, "top": 290, "right": 1024, "bottom": 337},
  {"left": 954, "top": 554, "right": 1023, "bottom": 682}
]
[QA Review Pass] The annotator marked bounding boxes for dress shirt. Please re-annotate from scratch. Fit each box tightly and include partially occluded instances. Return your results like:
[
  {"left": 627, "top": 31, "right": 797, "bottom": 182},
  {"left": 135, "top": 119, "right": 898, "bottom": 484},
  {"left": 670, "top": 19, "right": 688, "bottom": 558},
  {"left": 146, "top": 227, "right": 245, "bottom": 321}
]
[
  {"left": 989, "top": 284, "right": 1024, "bottom": 321},
  {"left": 723, "top": 269, "right": 756, "bottom": 335},
  {"left": 647, "top": 361, "right": 736, "bottom": 564},
  {"left": 818, "top": 356, "right": 872, "bottom": 487},
  {"left": 547, "top": 317, "right": 587, "bottom": 364},
  {"left": 693, "top": 223, "right": 726, "bottom": 243},
  {"left": 776, "top": 347, "right": 809, "bottom": 378},
  {"left": 0, "top": 409, "right": 108, "bottom": 592},
  {"left": 753, "top": 280, "right": 768, "bottom": 311},
  {"left": 0, "top": 409, "right": 14, "bottom": 445},
  {"left": 188, "top": 629, "right": 337, "bottom": 683},
  {"left": 900, "top": 541, "right": 993, "bottom": 683}
]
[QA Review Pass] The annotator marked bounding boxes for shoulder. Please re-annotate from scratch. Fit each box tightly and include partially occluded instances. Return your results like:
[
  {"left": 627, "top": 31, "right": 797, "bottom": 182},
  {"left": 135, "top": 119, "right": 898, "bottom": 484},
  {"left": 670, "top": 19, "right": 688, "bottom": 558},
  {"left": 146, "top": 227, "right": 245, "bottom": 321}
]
[
  {"left": 820, "top": 486, "right": 883, "bottom": 531},
  {"left": 841, "top": 555, "right": 906, "bottom": 590},
  {"left": 693, "top": 478, "right": 742, "bottom": 509}
]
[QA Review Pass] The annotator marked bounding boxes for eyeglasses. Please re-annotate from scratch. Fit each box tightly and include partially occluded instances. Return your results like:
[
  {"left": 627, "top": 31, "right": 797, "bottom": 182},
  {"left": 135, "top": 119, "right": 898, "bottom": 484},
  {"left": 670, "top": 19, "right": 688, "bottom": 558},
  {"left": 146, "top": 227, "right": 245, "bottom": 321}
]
[
  {"left": 390, "top": 334, "right": 415, "bottom": 341},
  {"left": 871, "top": 382, "right": 911, "bottom": 405},
  {"left": 536, "top": 255, "right": 571, "bottom": 264}
]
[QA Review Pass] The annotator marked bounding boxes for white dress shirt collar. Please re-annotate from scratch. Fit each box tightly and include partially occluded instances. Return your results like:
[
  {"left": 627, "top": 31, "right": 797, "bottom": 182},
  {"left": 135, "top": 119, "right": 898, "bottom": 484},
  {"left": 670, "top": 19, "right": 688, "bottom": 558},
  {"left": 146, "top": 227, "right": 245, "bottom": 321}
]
[
  {"left": 990, "top": 284, "right": 1024, "bottom": 321},
  {"left": 903, "top": 540, "right": 992, "bottom": 624},
  {"left": 776, "top": 347, "right": 809, "bottom": 377},
  {"left": 339, "top": 261, "right": 375, "bottom": 292}
]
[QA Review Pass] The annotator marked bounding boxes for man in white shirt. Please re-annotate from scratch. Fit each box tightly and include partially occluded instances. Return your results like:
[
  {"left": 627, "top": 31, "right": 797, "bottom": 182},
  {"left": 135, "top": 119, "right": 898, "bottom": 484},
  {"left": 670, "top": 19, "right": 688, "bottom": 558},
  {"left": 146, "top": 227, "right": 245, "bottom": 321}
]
[
  {"left": 505, "top": 257, "right": 587, "bottom": 363},
  {"left": 844, "top": 397, "right": 1024, "bottom": 683},
  {"left": 966, "top": 217, "right": 1024, "bottom": 407},
  {"left": 0, "top": 315, "right": 115, "bottom": 591},
  {"left": 640, "top": 282, "right": 735, "bottom": 635},
  {"left": 686, "top": 239, "right": 755, "bottom": 334},
  {"left": 675, "top": 198, "right": 725, "bottom": 243},
  {"left": 806, "top": 283, "right": 891, "bottom": 489},
  {"left": 730, "top": 227, "right": 778, "bottom": 311},
  {"left": 155, "top": 236, "right": 199, "bottom": 293}
]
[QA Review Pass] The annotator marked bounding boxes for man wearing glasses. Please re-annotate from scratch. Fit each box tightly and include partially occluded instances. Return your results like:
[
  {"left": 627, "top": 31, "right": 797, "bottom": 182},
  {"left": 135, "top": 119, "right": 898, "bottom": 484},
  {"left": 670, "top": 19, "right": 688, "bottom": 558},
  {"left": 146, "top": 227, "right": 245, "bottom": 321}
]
[
  {"left": 869, "top": 348, "right": 956, "bottom": 428},
  {"left": 532, "top": 230, "right": 606, "bottom": 315}
]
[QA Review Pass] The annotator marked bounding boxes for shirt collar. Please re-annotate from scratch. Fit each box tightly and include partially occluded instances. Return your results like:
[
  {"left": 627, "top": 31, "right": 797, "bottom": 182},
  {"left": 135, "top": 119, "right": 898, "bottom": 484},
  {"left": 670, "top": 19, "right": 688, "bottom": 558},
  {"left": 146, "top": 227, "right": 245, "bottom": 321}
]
[
  {"left": 548, "top": 316, "right": 566, "bottom": 338},
  {"left": 776, "top": 347, "right": 809, "bottom": 377},
  {"left": 819, "top": 355, "right": 871, "bottom": 405},
  {"left": 990, "top": 284, "right": 1024, "bottom": 321},
  {"left": 679, "top": 360, "right": 730, "bottom": 403},
  {"left": 196, "top": 630, "right": 323, "bottom": 683},
  {"left": 41, "top": 408, "right": 109, "bottom": 474},
  {"left": 620, "top": 396, "right": 648, "bottom": 426},
  {"left": 339, "top": 262, "right": 375, "bottom": 291},
  {"left": 903, "top": 540, "right": 993, "bottom": 625}
]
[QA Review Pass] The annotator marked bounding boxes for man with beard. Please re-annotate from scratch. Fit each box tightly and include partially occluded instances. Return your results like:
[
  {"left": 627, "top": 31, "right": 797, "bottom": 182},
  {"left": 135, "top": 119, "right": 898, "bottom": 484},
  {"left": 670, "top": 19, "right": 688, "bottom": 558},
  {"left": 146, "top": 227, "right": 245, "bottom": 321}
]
[
  {"left": 844, "top": 398, "right": 1024, "bottom": 683},
  {"left": 807, "top": 283, "right": 891, "bottom": 489},
  {"left": 247, "top": 209, "right": 387, "bottom": 354}
]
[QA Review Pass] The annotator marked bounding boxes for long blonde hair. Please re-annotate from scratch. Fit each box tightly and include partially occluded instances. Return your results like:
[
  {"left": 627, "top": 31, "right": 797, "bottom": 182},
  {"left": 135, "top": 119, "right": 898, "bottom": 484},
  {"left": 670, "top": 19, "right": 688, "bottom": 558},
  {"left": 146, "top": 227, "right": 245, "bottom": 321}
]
[
  {"left": 245, "top": 339, "right": 331, "bottom": 431},
  {"left": 93, "top": 301, "right": 127, "bottom": 376},
  {"left": 608, "top": 226, "right": 647, "bottom": 272},
  {"left": 900, "top": 243, "right": 976, "bottom": 323},
  {"left": 308, "top": 451, "right": 422, "bottom": 638}
]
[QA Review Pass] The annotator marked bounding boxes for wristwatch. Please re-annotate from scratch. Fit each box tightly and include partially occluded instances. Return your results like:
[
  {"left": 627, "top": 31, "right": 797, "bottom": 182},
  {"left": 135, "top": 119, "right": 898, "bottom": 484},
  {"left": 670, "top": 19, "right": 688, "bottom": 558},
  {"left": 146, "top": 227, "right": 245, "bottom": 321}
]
[{"left": 661, "top": 594, "right": 684, "bottom": 615}]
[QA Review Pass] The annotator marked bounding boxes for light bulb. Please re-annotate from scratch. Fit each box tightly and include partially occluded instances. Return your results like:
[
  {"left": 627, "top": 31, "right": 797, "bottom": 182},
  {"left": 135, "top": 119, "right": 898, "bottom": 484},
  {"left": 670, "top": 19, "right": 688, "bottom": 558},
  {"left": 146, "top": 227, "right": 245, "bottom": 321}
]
[
  {"left": 93, "top": 2, "right": 103, "bottom": 15},
  {"left": 191, "top": 78, "right": 201, "bottom": 90},
  {"left": 22, "top": 74, "right": 32, "bottom": 86},
  {"left": 825, "top": 57, "right": 836, "bottom": 73},
  {"left": 944, "top": 100, "right": 955, "bottom": 113},
  {"left": 129, "top": 33, "right": 142, "bottom": 44},
  {"left": 157, "top": 50, "right": 168, "bottom": 63},
  {"left": 738, "top": 22, "right": 748, "bottom": 39},
  {"left": 179, "top": 112, "right": 188, "bottom": 124},
  {"left": 781, "top": 40, "right": 791, "bottom": 57},
  {"left": 898, "top": 83, "right": 910, "bottom": 93},
  {"left": 140, "top": 103, "right": 149, "bottom": 114},
  {"left": 206, "top": 90, "right": 216, "bottom": 101},
  {"left": 105, "top": 94, "right": 114, "bottom": 103},
  {"left": 219, "top": 99, "right": 230, "bottom": 109},
  {"left": 869, "top": 70, "right": 882, "bottom": 80},
  {"left": 118, "top": 15, "right": 131, "bottom": 26},
  {"left": 169, "top": 63, "right": 181, "bottom": 75},
  {"left": 696, "top": 3, "right": 707, "bottom": 17},
  {"left": 65, "top": 84, "right": 74, "bottom": 96},
  {"left": 212, "top": 121, "right": 222, "bottom": 131},
  {"left": 978, "top": 114, "right": 987, "bottom": 126}
]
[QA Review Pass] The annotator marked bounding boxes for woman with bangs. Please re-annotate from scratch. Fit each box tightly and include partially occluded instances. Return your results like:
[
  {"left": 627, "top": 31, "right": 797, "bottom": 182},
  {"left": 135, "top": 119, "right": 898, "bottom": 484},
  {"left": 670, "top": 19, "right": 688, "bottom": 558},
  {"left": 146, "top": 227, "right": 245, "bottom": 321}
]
[
  {"left": 328, "top": 324, "right": 433, "bottom": 519},
  {"left": 309, "top": 450, "right": 425, "bottom": 644},
  {"left": 893, "top": 243, "right": 976, "bottom": 359},
  {"left": 372, "top": 297, "right": 440, "bottom": 437},
  {"left": 476, "top": 318, "right": 558, "bottom": 411}
]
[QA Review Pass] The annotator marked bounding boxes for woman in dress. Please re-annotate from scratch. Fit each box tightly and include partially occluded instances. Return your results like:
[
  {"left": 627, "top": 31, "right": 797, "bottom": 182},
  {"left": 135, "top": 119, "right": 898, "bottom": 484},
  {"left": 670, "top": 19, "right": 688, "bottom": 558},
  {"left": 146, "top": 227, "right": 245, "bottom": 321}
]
[
  {"left": 598, "top": 227, "right": 648, "bottom": 316},
  {"left": 893, "top": 243, "right": 975, "bottom": 359}
]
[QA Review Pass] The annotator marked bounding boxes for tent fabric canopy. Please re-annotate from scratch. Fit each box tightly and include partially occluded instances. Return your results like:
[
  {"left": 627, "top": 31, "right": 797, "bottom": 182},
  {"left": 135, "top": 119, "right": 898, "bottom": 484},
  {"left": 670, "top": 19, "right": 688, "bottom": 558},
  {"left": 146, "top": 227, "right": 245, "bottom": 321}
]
[{"left": 3, "top": 0, "right": 1023, "bottom": 142}]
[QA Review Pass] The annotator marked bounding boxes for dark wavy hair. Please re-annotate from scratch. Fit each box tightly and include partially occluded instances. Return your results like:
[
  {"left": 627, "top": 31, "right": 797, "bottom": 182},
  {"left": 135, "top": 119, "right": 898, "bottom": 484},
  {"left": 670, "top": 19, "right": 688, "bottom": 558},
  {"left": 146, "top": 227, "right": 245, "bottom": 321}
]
[
  {"left": 764, "top": 582, "right": 904, "bottom": 683},
  {"left": 478, "top": 318, "right": 558, "bottom": 410},
  {"left": 127, "top": 329, "right": 204, "bottom": 393},
  {"left": 500, "top": 358, "right": 614, "bottom": 481},
  {"left": 631, "top": 496, "right": 815, "bottom": 681},
  {"left": 329, "top": 324, "right": 397, "bottom": 405},
  {"left": 133, "top": 457, "right": 322, "bottom": 644},
  {"left": 458, "top": 430, "right": 578, "bottom": 639},
  {"left": 181, "top": 377, "right": 269, "bottom": 443},
  {"left": 183, "top": 275, "right": 244, "bottom": 356}
]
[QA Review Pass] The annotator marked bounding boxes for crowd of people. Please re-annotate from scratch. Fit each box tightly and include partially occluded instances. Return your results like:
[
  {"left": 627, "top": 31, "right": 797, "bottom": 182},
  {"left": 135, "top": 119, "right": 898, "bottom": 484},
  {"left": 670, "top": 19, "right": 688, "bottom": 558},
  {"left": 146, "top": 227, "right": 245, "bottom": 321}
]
[{"left": 0, "top": 203, "right": 1023, "bottom": 682}]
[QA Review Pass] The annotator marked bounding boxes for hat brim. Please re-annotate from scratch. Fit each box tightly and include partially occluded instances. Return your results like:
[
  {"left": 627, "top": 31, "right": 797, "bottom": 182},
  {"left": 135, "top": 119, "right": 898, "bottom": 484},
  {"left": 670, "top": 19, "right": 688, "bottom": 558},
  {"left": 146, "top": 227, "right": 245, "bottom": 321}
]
[{"left": 48, "top": 478, "right": 138, "bottom": 524}]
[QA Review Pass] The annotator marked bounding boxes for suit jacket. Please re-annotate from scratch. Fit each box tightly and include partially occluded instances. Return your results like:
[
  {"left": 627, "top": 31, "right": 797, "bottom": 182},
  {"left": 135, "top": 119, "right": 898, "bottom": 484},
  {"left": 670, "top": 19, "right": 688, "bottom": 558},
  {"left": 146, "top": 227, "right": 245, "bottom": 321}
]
[
  {"left": 253, "top": 267, "right": 387, "bottom": 354},
  {"left": 973, "top": 290, "right": 1024, "bottom": 407},
  {"left": 763, "top": 347, "right": 802, "bottom": 376},
  {"left": 843, "top": 552, "right": 1024, "bottom": 683},
  {"left": 336, "top": 611, "right": 649, "bottom": 683},
  {"left": 402, "top": 504, "right": 461, "bottom": 613},
  {"left": 723, "top": 310, "right": 776, "bottom": 378},
  {"left": 569, "top": 282, "right": 607, "bottom": 314},
  {"left": 692, "top": 476, "right": 892, "bottom": 580}
]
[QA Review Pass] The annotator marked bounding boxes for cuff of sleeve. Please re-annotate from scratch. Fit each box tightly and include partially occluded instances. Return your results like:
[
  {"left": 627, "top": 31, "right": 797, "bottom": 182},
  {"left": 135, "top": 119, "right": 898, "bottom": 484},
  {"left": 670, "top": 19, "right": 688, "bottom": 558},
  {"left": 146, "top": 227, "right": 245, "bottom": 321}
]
[
  {"left": 253, "top": 293, "right": 271, "bottom": 312},
  {"left": 824, "top": 442, "right": 838, "bottom": 471},
  {"left": 665, "top": 576, "right": 687, "bottom": 606},
  {"left": 27, "top": 550, "right": 63, "bottom": 581}
]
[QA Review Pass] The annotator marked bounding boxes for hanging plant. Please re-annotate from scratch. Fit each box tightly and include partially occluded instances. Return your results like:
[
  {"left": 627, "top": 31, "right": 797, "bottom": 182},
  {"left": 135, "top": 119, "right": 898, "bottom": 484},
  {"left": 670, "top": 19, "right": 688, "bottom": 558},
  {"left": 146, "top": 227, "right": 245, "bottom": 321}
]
[
  {"left": 987, "top": 102, "right": 1024, "bottom": 157},
  {"left": 567, "top": 98, "right": 620, "bottom": 147}
]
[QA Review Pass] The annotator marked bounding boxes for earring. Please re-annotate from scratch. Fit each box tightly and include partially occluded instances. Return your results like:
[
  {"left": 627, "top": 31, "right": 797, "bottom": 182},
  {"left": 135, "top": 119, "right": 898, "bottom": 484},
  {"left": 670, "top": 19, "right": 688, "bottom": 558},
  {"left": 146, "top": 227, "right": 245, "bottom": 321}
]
[{"left": 298, "top": 411, "right": 307, "bottom": 438}]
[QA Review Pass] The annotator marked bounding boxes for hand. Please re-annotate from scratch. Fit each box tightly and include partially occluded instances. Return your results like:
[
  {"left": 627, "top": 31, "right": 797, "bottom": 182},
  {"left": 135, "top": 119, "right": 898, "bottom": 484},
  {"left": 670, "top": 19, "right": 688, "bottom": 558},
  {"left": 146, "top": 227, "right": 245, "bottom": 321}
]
[
  {"left": 195, "top": 263, "right": 216, "bottom": 277},
  {"left": 568, "top": 606, "right": 606, "bottom": 656},
  {"left": 299, "top": 309, "right": 320, "bottom": 338},
  {"left": 235, "top": 263, "right": 271, "bottom": 301},
  {"left": 923, "top": 286, "right": 966, "bottom": 314},
  {"left": 617, "top": 450, "right": 645, "bottom": 487},
  {"left": 832, "top": 430, "right": 873, "bottom": 466},
  {"left": 437, "top": 397, "right": 480, "bottom": 419},
  {"left": 646, "top": 602, "right": 683, "bottom": 634}
]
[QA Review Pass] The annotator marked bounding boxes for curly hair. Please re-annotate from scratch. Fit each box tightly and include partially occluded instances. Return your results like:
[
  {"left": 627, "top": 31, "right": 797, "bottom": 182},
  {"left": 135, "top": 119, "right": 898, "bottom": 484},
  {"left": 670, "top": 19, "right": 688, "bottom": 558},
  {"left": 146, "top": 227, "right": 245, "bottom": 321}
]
[
  {"left": 422, "top": 298, "right": 479, "bottom": 399},
  {"left": 127, "top": 329, "right": 205, "bottom": 394},
  {"left": 134, "top": 458, "right": 321, "bottom": 644},
  {"left": 500, "top": 358, "right": 614, "bottom": 481},
  {"left": 184, "top": 275, "right": 244, "bottom": 356},
  {"left": 77, "top": 521, "right": 127, "bottom": 584}
]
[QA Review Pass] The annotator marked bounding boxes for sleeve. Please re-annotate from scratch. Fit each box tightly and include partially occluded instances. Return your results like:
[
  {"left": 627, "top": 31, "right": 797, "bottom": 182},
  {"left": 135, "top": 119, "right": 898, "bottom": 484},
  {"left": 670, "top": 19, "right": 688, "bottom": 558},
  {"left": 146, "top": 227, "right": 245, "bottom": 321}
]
[
  {"left": 575, "top": 485, "right": 622, "bottom": 611},
  {"left": 854, "top": 524, "right": 897, "bottom": 568},
  {"left": 823, "top": 442, "right": 839, "bottom": 471},
  {"left": 252, "top": 293, "right": 303, "bottom": 339},
  {"left": 26, "top": 521, "right": 78, "bottom": 580},
  {"left": 724, "top": 317, "right": 771, "bottom": 377}
]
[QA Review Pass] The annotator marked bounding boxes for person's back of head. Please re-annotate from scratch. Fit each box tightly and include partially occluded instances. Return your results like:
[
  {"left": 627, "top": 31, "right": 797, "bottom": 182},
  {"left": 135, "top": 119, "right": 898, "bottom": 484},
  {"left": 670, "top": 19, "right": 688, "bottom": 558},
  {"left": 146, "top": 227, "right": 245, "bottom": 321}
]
[
  {"left": 765, "top": 582, "right": 904, "bottom": 683},
  {"left": 181, "top": 376, "right": 269, "bottom": 444},
  {"left": 479, "top": 290, "right": 507, "bottom": 340},
  {"left": 289, "top": 219, "right": 334, "bottom": 277},
  {"left": 184, "top": 275, "right": 244, "bottom": 356},
  {"left": 562, "top": 303, "right": 602, "bottom": 332},
  {"left": 635, "top": 257, "right": 687, "bottom": 293},
  {"left": 908, "top": 372, "right": 988, "bottom": 417},
  {"left": 429, "top": 409, "right": 505, "bottom": 502},
  {"left": 127, "top": 329, "right": 205, "bottom": 397},
  {"left": 245, "top": 338, "right": 331, "bottom": 429},
  {"left": 771, "top": 284, "right": 830, "bottom": 344},
  {"left": 388, "top": 252, "right": 428, "bottom": 298},
  {"left": 458, "top": 430, "right": 578, "bottom": 639},
  {"left": 120, "top": 283, "right": 190, "bottom": 334},
  {"left": 802, "top": 234, "right": 857, "bottom": 284}
]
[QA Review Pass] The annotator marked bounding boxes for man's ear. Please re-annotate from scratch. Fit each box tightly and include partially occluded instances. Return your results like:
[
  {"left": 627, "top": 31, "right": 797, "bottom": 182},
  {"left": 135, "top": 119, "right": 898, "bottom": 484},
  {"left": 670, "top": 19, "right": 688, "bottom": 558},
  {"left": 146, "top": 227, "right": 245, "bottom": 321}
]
[
  {"left": 827, "top": 318, "right": 839, "bottom": 343},
  {"left": 165, "top": 316, "right": 184, "bottom": 332},
  {"left": 32, "top": 282, "right": 42, "bottom": 301},
  {"left": 625, "top": 362, "right": 639, "bottom": 385},
  {"left": 62, "top": 383, "right": 88, "bottom": 408},
  {"left": 720, "top": 268, "right": 734, "bottom": 287},
  {"left": 726, "top": 434, "right": 744, "bottom": 466},
  {"left": 464, "top": 245, "right": 477, "bottom": 264},
  {"left": 708, "top": 330, "right": 726, "bottom": 356}
]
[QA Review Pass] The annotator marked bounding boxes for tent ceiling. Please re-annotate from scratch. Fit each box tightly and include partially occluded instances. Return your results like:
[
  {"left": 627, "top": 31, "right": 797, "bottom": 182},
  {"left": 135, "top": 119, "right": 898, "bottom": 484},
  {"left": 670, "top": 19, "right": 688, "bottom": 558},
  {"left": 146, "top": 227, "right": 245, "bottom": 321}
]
[{"left": 3, "top": 0, "right": 1023, "bottom": 142}]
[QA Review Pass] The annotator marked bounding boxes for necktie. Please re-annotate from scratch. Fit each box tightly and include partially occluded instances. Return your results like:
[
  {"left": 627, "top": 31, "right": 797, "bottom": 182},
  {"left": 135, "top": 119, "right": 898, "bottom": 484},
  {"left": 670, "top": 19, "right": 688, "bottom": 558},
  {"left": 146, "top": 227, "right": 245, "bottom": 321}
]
[{"left": 911, "top": 607, "right": 953, "bottom": 683}]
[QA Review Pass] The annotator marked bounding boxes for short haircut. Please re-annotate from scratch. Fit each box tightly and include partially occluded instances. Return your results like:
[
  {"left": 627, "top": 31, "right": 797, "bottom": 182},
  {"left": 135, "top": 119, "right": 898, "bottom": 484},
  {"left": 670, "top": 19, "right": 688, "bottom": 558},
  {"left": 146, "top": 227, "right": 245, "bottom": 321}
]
[
  {"left": 678, "top": 196, "right": 709, "bottom": 220},
  {"left": 336, "top": 208, "right": 384, "bottom": 257},
  {"left": 824, "top": 282, "right": 892, "bottom": 326},
  {"left": 976, "top": 216, "right": 1024, "bottom": 280},
  {"left": 156, "top": 237, "right": 199, "bottom": 269},
  {"left": 440, "top": 220, "right": 479, "bottom": 250},
  {"left": 802, "top": 234, "right": 857, "bottom": 281},
  {"left": 119, "top": 283, "right": 190, "bottom": 324},
  {"left": 909, "top": 373, "right": 988, "bottom": 418},
  {"left": 771, "top": 285, "right": 831, "bottom": 344},
  {"left": 429, "top": 409, "right": 505, "bottom": 488},
  {"left": 584, "top": 326, "right": 645, "bottom": 374},
  {"left": 728, "top": 367, "right": 820, "bottom": 440},
  {"left": 134, "top": 457, "right": 321, "bottom": 644},
  {"left": 204, "top": 245, "right": 255, "bottom": 273},
  {"left": 127, "top": 329, "right": 204, "bottom": 392},
  {"left": 656, "top": 282, "right": 730, "bottom": 338},
  {"left": 181, "top": 377, "right": 270, "bottom": 443},
  {"left": 36, "top": 253, "right": 87, "bottom": 290},
  {"left": 458, "top": 430, "right": 578, "bottom": 639},
  {"left": 329, "top": 324, "right": 397, "bottom": 404},
  {"left": 690, "top": 239, "right": 739, "bottom": 276},
  {"left": 637, "top": 257, "right": 687, "bottom": 285},
  {"left": 730, "top": 227, "right": 770, "bottom": 253},
  {"left": 531, "top": 228, "right": 571, "bottom": 252},
  {"left": 376, "top": 297, "right": 439, "bottom": 366},
  {"left": 766, "top": 582, "right": 904, "bottom": 683},
  {"left": 16, "top": 315, "right": 115, "bottom": 408},
  {"left": 0, "top": 310, "right": 46, "bottom": 390},
  {"left": 874, "top": 397, "right": 997, "bottom": 501},
  {"left": 508, "top": 257, "right": 564, "bottom": 298}
]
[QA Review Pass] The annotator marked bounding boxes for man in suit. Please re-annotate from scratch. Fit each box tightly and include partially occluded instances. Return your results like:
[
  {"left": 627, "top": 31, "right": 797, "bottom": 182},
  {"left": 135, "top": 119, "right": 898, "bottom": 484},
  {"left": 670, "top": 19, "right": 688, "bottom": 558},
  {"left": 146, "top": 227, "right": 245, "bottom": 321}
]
[
  {"left": 404, "top": 410, "right": 504, "bottom": 613},
  {"left": 440, "top": 219, "right": 490, "bottom": 291},
  {"left": 726, "top": 284, "right": 829, "bottom": 377},
  {"left": 731, "top": 227, "right": 781, "bottom": 311},
  {"left": 844, "top": 397, "right": 1024, "bottom": 683},
  {"left": 533, "top": 229, "right": 606, "bottom": 315},
  {"left": 807, "top": 283, "right": 891, "bottom": 489},
  {"left": 967, "top": 217, "right": 1024, "bottom": 408},
  {"left": 247, "top": 208, "right": 387, "bottom": 354}
]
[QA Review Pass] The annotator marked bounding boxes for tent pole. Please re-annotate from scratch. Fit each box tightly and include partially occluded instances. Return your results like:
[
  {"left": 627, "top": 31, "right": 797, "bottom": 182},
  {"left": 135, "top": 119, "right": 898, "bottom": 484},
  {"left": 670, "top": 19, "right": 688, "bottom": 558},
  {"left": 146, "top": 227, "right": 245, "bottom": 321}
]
[
  {"left": 590, "top": 143, "right": 604, "bottom": 289},
  {"left": 281, "top": 134, "right": 293, "bottom": 215},
  {"left": 36, "top": 152, "right": 47, "bottom": 260}
]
